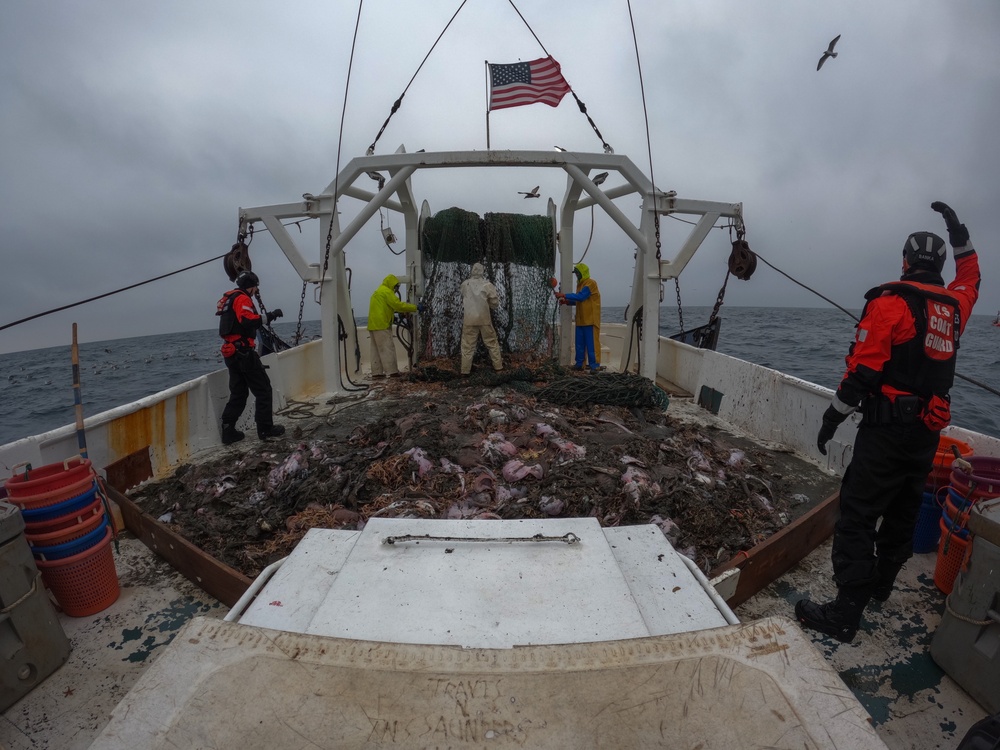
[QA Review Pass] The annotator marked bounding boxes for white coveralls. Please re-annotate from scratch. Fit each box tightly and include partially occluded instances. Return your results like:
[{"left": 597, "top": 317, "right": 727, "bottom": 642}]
[{"left": 460, "top": 263, "right": 503, "bottom": 374}]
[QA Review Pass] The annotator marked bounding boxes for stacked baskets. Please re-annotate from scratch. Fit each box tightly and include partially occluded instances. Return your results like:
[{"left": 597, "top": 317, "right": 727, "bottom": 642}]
[
  {"left": 934, "top": 455, "right": 1000, "bottom": 594},
  {"left": 3, "top": 456, "right": 120, "bottom": 616},
  {"left": 913, "top": 436, "right": 973, "bottom": 555}
]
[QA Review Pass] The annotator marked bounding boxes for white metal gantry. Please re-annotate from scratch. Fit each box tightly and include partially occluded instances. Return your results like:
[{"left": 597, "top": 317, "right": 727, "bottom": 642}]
[{"left": 239, "top": 147, "right": 743, "bottom": 396}]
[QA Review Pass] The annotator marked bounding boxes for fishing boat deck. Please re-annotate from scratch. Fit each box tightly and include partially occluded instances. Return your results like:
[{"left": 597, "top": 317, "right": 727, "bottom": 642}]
[
  {"left": 0, "top": 387, "right": 990, "bottom": 749},
  {"left": 1, "top": 532, "right": 988, "bottom": 749}
]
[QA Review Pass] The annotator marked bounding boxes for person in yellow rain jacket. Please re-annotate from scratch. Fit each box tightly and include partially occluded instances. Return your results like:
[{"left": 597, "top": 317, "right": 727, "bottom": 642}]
[
  {"left": 368, "top": 274, "right": 420, "bottom": 378},
  {"left": 555, "top": 262, "right": 601, "bottom": 372}
]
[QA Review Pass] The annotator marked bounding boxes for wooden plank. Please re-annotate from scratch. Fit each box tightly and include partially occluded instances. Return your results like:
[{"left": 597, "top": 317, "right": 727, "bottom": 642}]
[
  {"left": 709, "top": 491, "right": 841, "bottom": 608},
  {"left": 107, "top": 485, "right": 252, "bottom": 607},
  {"left": 104, "top": 447, "right": 153, "bottom": 493}
]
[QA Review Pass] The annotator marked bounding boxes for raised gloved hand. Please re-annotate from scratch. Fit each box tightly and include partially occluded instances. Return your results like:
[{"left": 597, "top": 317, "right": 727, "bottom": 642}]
[
  {"left": 817, "top": 404, "right": 848, "bottom": 456},
  {"left": 931, "top": 201, "right": 970, "bottom": 248},
  {"left": 265, "top": 308, "right": 283, "bottom": 324}
]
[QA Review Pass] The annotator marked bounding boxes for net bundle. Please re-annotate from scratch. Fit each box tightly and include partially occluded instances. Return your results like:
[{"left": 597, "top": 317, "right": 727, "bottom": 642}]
[{"left": 419, "top": 207, "right": 557, "bottom": 362}]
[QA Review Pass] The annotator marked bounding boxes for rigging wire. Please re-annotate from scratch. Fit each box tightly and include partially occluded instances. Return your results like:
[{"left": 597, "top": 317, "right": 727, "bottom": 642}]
[
  {"left": 321, "top": 0, "right": 368, "bottom": 392},
  {"left": 0, "top": 253, "right": 227, "bottom": 333},
  {"left": 366, "top": 0, "right": 471, "bottom": 154},
  {"left": 505, "top": 0, "right": 612, "bottom": 152},
  {"left": 753, "top": 251, "right": 1000, "bottom": 399}
]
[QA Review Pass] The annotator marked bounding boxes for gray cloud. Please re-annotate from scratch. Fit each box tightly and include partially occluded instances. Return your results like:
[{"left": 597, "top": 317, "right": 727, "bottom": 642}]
[{"left": 2, "top": 1, "right": 998, "bottom": 354}]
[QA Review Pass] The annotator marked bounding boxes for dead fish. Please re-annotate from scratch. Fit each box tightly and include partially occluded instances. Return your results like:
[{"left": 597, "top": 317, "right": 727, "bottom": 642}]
[
  {"left": 496, "top": 485, "right": 527, "bottom": 503},
  {"left": 502, "top": 460, "right": 543, "bottom": 482},
  {"left": 481, "top": 432, "right": 518, "bottom": 462},
  {"left": 439, "top": 457, "right": 465, "bottom": 474},
  {"left": 535, "top": 423, "right": 557, "bottom": 438},
  {"left": 596, "top": 417, "right": 634, "bottom": 435},
  {"left": 649, "top": 514, "right": 680, "bottom": 546},
  {"left": 268, "top": 450, "right": 308, "bottom": 488},
  {"left": 539, "top": 496, "right": 564, "bottom": 516},
  {"left": 620, "top": 455, "right": 648, "bottom": 468},
  {"left": 403, "top": 447, "right": 434, "bottom": 477},
  {"left": 549, "top": 436, "right": 586, "bottom": 463}
]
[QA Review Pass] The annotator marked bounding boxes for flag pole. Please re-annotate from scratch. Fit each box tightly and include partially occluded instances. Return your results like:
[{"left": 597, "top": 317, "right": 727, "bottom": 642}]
[{"left": 485, "top": 60, "right": 491, "bottom": 150}]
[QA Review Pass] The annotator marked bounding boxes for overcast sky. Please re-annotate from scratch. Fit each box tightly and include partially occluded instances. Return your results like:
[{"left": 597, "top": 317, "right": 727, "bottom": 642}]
[{"left": 2, "top": 1, "right": 999, "bottom": 355}]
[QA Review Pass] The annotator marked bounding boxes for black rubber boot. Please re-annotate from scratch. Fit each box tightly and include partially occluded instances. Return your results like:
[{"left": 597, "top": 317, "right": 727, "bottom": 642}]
[
  {"left": 221, "top": 424, "right": 245, "bottom": 445},
  {"left": 257, "top": 424, "right": 286, "bottom": 440},
  {"left": 871, "top": 562, "right": 905, "bottom": 603},
  {"left": 794, "top": 586, "right": 873, "bottom": 643}
]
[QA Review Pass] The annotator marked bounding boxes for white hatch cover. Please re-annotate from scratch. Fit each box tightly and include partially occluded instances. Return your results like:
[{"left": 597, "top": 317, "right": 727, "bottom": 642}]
[
  {"left": 236, "top": 517, "right": 731, "bottom": 646},
  {"left": 88, "top": 615, "right": 886, "bottom": 749}
]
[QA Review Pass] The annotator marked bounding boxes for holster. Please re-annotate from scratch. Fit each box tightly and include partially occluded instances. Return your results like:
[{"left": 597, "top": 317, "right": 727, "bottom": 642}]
[{"left": 861, "top": 395, "right": 922, "bottom": 426}]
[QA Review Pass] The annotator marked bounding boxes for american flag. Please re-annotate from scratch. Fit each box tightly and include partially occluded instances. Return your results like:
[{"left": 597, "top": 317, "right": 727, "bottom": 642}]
[{"left": 488, "top": 56, "right": 570, "bottom": 111}]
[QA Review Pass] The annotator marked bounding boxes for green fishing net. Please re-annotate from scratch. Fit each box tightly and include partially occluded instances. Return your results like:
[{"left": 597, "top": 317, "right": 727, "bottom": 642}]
[{"left": 419, "top": 207, "right": 558, "bottom": 361}]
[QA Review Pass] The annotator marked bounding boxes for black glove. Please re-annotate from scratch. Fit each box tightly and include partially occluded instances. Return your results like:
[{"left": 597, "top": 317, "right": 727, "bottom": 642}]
[
  {"left": 931, "top": 201, "right": 970, "bottom": 248},
  {"left": 817, "top": 404, "right": 848, "bottom": 456},
  {"left": 417, "top": 302, "right": 427, "bottom": 314},
  {"left": 265, "top": 308, "right": 283, "bottom": 324}
]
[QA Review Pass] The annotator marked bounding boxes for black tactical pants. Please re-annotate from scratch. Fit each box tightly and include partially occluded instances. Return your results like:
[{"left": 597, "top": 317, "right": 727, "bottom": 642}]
[
  {"left": 221, "top": 350, "right": 274, "bottom": 429},
  {"left": 831, "top": 420, "right": 939, "bottom": 588}
]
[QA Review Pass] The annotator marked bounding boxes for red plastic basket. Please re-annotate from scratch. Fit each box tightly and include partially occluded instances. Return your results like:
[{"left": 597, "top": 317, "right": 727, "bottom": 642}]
[
  {"left": 35, "top": 527, "right": 120, "bottom": 617},
  {"left": 4, "top": 454, "right": 97, "bottom": 511},
  {"left": 925, "top": 435, "right": 973, "bottom": 489},
  {"left": 22, "top": 496, "right": 104, "bottom": 535},
  {"left": 25, "top": 507, "right": 106, "bottom": 548},
  {"left": 934, "top": 517, "right": 971, "bottom": 595}
]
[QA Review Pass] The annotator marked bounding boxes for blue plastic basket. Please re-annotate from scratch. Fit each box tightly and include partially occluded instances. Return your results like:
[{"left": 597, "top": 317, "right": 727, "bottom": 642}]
[
  {"left": 31, "top": 516, "right": 108, "bottom": 560},
  {"left": 19, "top": 484, "right": 98, "bottom": 523},
  {"left": 912, "top": 491, "right": 941, "bottom": 554}
]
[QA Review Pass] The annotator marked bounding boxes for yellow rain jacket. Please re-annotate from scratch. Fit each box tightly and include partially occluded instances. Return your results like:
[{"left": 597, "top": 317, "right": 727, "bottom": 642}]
[{"left": 368, "top": 274, "right": 417, "bottom": 331}]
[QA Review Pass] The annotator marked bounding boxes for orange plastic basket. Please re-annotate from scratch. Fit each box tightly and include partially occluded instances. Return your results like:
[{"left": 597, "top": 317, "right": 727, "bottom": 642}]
[
  {"left": 933, "top": 518, "right": 970, "bottom": 595},
  {"left": 925, "top": 435, "right": 972, "bottom": 489},
  {"left": 35, "top": 527, "right": 120, "bottom": 617},
  {"left": 22, "top": 496, "right": 104, "bottom": 535},
  {"left": 4, "top": 474, "right": 97, "bottom": 510},
  {"left": 25, "top": 507, "right": 106, "bottom": 548},
  {"left": 4, "top": 456, "right": 93, "bottom": 496}
]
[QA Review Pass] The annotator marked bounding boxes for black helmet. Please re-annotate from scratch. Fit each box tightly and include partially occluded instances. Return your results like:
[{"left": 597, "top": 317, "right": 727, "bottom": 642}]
[
  {"left": 236, "top": 270, "right": 260, "bottom": 291},
  {"left": 903, "top": 231, "right": 946, "bottom": 273}
]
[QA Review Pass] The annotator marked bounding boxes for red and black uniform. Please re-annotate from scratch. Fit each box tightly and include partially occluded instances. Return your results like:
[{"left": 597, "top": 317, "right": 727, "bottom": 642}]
[
  {"left": 217, "top": 288, "right": 274, "bottom": 431},
  {"left": 830, "top": 249, "right": 980, "bottom": 589}
]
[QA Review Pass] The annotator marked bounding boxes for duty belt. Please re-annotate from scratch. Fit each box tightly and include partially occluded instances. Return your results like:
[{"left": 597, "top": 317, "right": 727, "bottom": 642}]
[{"left": 861, "top": 395, "right": 922, "bottom": 426}]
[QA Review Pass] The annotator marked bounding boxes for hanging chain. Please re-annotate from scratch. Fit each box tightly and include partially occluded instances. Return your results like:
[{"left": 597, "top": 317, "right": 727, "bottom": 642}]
[{"left": 293, "top": 281, "right": 307, "bottom": 345}]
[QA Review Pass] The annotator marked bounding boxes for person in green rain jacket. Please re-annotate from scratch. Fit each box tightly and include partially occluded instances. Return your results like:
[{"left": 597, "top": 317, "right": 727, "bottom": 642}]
[{"left": 368, "top": 274, "right": 418, "bottom": 378}]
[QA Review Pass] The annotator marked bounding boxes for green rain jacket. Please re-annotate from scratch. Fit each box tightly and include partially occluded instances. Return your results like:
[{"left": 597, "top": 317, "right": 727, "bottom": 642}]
[{"left": 368, "top": 274, "right": 417, "bottom": 331}]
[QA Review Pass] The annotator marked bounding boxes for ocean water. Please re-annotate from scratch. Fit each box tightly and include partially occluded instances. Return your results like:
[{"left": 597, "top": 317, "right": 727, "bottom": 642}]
[{"left": 1, "top": 307, "right": 998, "bottom": 447}]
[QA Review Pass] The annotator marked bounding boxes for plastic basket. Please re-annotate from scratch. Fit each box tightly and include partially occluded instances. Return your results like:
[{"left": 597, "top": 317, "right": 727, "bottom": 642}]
[
  {"left": 31, "top": 518, "right": 109, "bottom": 561},
  {"left": 35, "top": 527, "right": 120, "bottom": 617},
  {"left": 22, "top": 496, "right": 104, "bottom": 535},
  {"left": 934, "top": 517, "right": 971, "bottom": 595},
  {"left": 19, "top": 485, "right": 99, "bottom": 524},
  {"left": 4, "top": 474, "right": 97, "bottom": 511},
  {"left": 926, "top": 435, "right": 973, "bottom": 489},
  {"left": 949, "top": 456, "right": 1000, "bottom": 499},
  {"left": 25, "top": 505, "right": 106, "bottom": 547},
  {"left": 912, "top": 492, "right": 941, "bottom": 553},
  {"left": 4, "top": 456, "right": 94, "bottom": 502}
]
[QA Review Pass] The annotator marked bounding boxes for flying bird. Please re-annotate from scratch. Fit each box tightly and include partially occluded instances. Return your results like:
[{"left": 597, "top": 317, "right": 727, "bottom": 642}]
[
  {"left": 518, "top": 186, "right": 540, "bottom": 199},
  {"left": 817, "top": 34, "right": 841, "bottom": 70}
]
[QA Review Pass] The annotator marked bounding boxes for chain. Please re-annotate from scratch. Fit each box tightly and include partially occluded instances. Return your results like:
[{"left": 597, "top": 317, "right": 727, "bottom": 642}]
[
  {"left": 293, "top": 281, "right": 307, "bottom": 346},
  {"left": 674, "top": 279, "right": 685, "bottom": 333}
]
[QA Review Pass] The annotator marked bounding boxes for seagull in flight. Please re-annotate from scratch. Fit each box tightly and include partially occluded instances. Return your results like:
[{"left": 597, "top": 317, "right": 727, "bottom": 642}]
[
  {"left": 518, "top": 186, "right": 540, "bottom": 199},
  {"left": 817, "top": 34, "right": 841, "bottom": 70}
]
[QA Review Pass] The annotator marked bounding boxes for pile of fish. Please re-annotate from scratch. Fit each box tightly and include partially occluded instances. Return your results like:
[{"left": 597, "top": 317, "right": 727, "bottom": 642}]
[{"left": 130, "top": 378, "right": 802, "bottom": 578}]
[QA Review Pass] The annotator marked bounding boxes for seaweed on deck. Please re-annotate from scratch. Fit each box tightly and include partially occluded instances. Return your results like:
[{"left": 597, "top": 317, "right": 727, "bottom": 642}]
[{"left": 128, "top": 360, "right": 811, "bottom": 579}]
